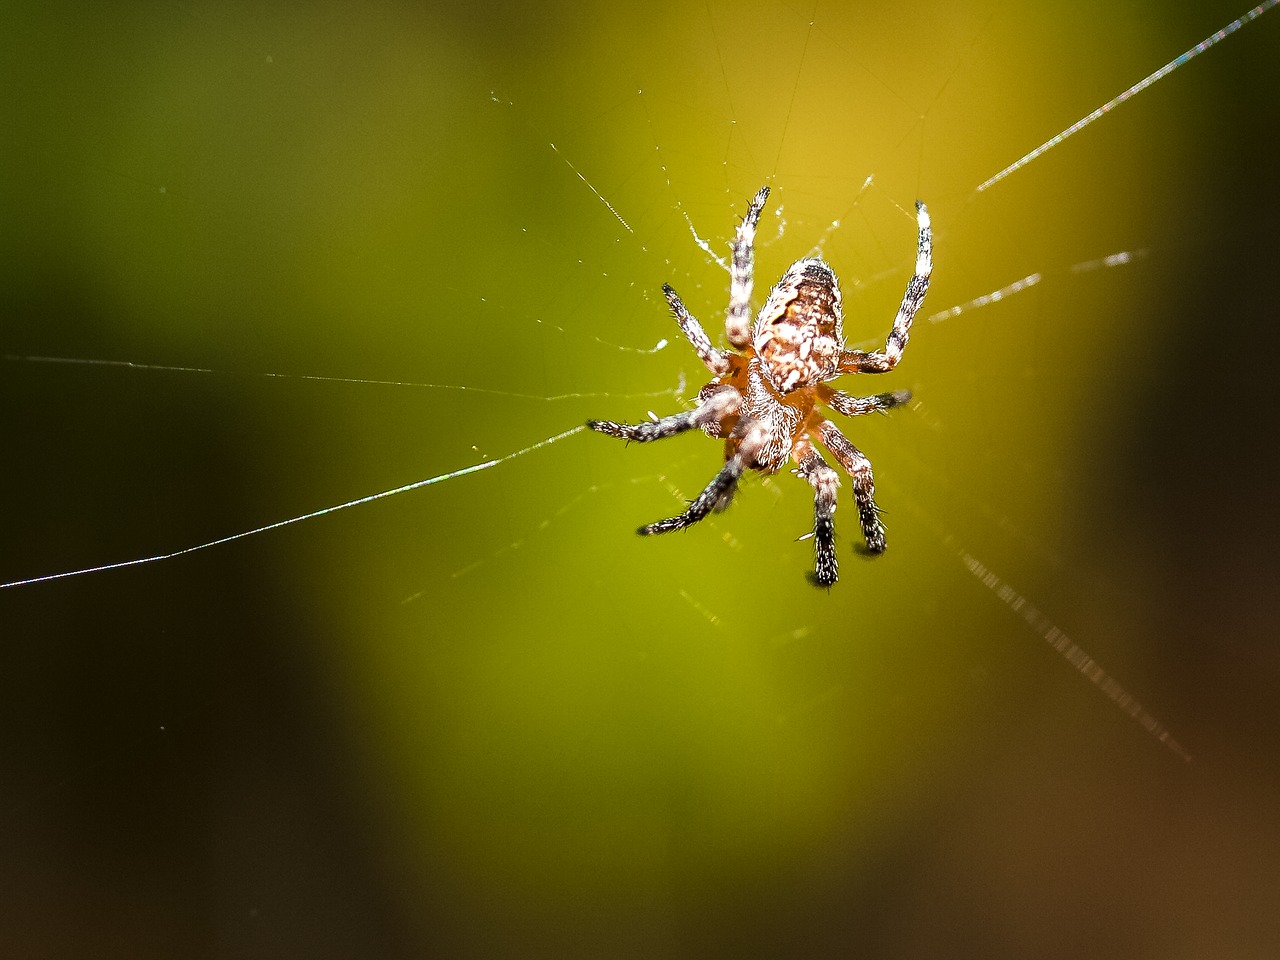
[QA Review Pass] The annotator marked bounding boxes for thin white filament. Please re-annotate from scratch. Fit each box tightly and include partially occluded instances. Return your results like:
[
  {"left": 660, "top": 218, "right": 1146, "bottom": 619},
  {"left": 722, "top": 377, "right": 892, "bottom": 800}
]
[
  {"left": 927, "top": 273, "right": 1042, "bottom": 324},
  {"left": 1, "top": 425, "right": 586, "bottom": 590},
  {"left": 977, "top": 0, "right": 1278, "bottom": 193},
  {"left": 4, "top": 354, "right": 672, "bottom": 402},
  {"left": 956, "top": 544, "right": 1192, "bottom": 762}
]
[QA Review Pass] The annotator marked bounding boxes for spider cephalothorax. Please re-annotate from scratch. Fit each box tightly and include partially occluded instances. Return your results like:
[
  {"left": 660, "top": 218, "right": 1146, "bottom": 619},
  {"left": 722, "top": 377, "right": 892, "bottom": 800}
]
[{"left": 588, "top": 186, "right": 932, "bottom": 586}]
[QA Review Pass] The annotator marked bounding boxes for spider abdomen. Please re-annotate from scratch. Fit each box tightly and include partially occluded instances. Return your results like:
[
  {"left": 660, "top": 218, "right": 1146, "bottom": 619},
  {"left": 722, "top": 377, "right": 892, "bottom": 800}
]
[{"left": 754, "top": 257, "right": 846, "bottom": 393}]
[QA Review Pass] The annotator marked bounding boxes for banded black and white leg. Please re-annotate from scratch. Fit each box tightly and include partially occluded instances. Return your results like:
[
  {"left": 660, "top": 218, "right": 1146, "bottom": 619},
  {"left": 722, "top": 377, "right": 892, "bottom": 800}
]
[
  {"left": 820, "top": 387, "right": 912, "bottom": 418},
  {"left": 815, "top": 419, "right": 886, "bottom": 554},
  {"left": 662, "top": 283, "right": 731, "bottom": 375},
  {"left": 638, "top": 419, "right": 767, "bottom": 536},
  {"left": 838, "top": 200, "right": 932, "bottom": 375},
  {"left": 725, "top": 185, "right": 771, "bottom": 349},
  {"left": 793, "top": 437, "right": 840, "bottom": 586},
  {"left": 586, "top": 384, "right": 740, "bottom": 443}
]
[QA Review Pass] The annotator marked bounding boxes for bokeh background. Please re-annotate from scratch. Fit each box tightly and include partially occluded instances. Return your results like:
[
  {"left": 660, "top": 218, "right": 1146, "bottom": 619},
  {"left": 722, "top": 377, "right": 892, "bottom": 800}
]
[{"left": 3, "top": 1, "right": 1278, "bottom": 957}]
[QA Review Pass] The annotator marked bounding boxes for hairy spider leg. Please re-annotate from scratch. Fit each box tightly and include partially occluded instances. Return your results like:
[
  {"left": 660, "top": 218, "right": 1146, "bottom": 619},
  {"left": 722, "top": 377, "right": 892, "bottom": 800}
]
[
  {"left": 662, "top": 284, "right": 731, "bottom": 375},
  {"left": 639, "top": 421, "right": 767, "bottom": 535},
  {"left": 838, "top": 200, "right": 933, "bottom": 375},
  {"left": 820, "top": 387, "right": 912, "bottom": 417},
  {"left": 726, "top": 185, "right": 771, "bottom": 350},
  {"left": 586, "top": 386, "right": 740, "bottom": 443},
  {"left": 815, "top": 419, "right": 885, "bottom": 553},
  {"left": 793, "top": 437, "right": 840, "bottom": 586},
  {"left": 712, "top": 489, "right": 736, "bottom": 513}
]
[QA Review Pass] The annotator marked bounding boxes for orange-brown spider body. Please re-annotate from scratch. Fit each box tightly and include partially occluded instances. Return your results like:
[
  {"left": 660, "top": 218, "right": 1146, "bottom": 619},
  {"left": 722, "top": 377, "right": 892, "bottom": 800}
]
[{"left": 588, "top": 186, "right": 932, "bottom": 586}]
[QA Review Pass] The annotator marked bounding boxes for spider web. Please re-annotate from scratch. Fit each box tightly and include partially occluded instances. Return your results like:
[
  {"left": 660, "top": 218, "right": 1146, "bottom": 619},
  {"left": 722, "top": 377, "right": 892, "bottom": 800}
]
[{"left": 3, "top": 1, "right": 1279, "bottom": 956}]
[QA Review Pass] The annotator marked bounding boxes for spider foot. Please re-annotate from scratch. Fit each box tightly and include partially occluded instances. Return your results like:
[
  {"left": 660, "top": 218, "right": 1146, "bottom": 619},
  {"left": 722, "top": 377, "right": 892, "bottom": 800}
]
[
  {"left": 806, "top": 570, "right": 836, "bottom": 588},
  {"left": 637, "top": 503, "right": 708, "bottom": 536},
  {"left": 587, "top": 418, "right": 624, "bottom": 436},
  {"left": 809, "top": 515, "right": 838, "bottom": 585},
  {"left": 857, "top": 516, "right": 887, "bottom": 554},
  {"left": 638, "top": 501, "right": 707, "bottom": 535},
  {"left": 587, "top": 412, "right": 695, "bottom": 443},
  {"left": 855, "top": 518, "right": 887, "bottom": 555},
  {"left": 854, "top": 493, "right": 886, "bottom": 554},
  {"left": 881, "top": 389, "right": 912, "bottom": 410},
  {"left": 808, "top": 558, "right": 838, "bottom": 586}
]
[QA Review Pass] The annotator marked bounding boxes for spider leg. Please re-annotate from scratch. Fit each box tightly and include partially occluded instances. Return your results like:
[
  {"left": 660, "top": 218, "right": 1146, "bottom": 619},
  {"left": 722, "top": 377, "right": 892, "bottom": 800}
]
[
  {"left": 639, "top": 420, "right": 766, "bottom": 535},
  {"left": 814, "top": 418, "right": 886, "bottom": 554},
  {"left": 587, "top": 385, "right": 740, "bottom": 443},
  {"left": 712, "top": 485, "right": 736, "bottom": 513},
  {"left": 820, "top": 386, "right": 912, "bottom": 417},
  {"left": 838, "top": 200, "right": 932, "bottom": 375},
  {"left": 726, "top": 185, "right": 770, "bottom": 350},
  {"left": 793, "top": 436, "right": 840, "bottom": 586},
  {"left": 663, "top": 284, "right": 731, "bottom": 375}
]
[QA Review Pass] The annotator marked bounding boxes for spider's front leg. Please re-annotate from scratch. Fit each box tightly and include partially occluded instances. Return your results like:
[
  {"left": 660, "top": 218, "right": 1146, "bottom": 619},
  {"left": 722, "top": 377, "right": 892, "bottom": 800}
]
[
  {"left": 663, "top": 284, "right": 731, "bottom": 376},
  {"left": 726, "top": 185, "right": 771, "bottom": 350},
  {"left": 814, "top": 418, "right": 886, "bottom": 554},
  {"left": 638, "top": 419, "right": 767, "bottom": 536},
  {"left": 587, "top": 385, "right": 739, "bottom": 443},
  {"left": 838, "top": 200, "right": 932, "bottom": 375},
  {"left": 793, "top": 437, "right": 840, "bottom": 586}
]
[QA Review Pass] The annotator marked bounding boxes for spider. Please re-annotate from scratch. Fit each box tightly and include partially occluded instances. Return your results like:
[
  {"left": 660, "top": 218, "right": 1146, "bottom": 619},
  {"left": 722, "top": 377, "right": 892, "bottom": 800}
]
[{"left": 587, "top": 186, "right": 932, "bottom": 586}]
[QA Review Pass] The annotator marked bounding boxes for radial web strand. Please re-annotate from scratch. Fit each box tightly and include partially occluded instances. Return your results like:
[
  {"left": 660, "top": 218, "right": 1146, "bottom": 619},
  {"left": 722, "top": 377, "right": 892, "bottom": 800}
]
[
  {"left": 1, "top": 426, "right": 586, "bottom": 590},
  {"left": 976, "top": 0, "right": 1278, "bottom": 192}
]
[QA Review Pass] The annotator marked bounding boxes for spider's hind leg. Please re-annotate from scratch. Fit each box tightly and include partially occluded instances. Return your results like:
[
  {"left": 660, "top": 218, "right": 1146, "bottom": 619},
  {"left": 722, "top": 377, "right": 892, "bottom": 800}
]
[
  {"left": 815, "top": 419, "right": 886, "bottom": 554},
  {"left": 638, "top": 462, "right": 741, "bottom": 536},
  {"left": 793, "top": 437, "right": 840, "bottom": 586},
  {"left": 639, "top": 420, "right": 765, "bottom": 536}
]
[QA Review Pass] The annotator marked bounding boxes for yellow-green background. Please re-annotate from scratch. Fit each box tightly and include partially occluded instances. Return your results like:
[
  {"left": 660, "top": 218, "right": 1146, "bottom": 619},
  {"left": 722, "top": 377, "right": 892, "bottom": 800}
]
[{"left": 3, "top": 1, "right": 1278, "bottom": 957}]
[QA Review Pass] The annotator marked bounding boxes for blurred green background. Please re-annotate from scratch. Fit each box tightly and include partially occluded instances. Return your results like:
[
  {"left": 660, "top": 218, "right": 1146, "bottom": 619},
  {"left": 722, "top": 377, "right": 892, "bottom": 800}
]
[{"left": 3, "top": 1, "right": 1278, "bottom": 957}]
